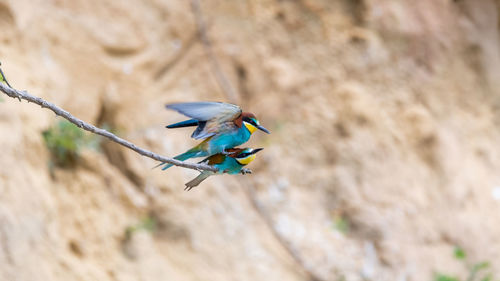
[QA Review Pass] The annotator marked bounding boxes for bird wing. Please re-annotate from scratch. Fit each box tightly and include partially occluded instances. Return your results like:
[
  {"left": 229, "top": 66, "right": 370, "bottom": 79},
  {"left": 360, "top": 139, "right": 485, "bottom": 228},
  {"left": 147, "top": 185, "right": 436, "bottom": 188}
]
[
  {"left": 192, "top": 121, "right": 237, "bottom": 140},
  {"left": 166, "top": 102, "right": 241, "bottom": 122},
  {"left": 166, "top": 102, "right": 242, "bottom": 140},
  {"left": 198, "top": 153, "right": 226, "bottom": 165}
]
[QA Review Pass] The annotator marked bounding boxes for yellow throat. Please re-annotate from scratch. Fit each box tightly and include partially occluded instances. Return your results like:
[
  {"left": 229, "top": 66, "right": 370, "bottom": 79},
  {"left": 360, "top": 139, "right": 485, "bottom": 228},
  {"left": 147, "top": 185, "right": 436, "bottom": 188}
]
[
  {"left": 236, "top": 154, "right": 256, "bottom": 165},
  {"left": 244, "top": 121, "right": 257, "bottom": 134}
]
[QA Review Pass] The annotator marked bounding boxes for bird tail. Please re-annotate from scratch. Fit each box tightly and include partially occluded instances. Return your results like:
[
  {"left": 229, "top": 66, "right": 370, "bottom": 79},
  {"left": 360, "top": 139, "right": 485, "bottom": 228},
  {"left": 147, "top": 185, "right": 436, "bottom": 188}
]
[
  {"left": 155, "top": 146, "right": 205, "bottom": 171},
  {"left": 185, "top": 171, "right": 213, "bottom": 191},
  {"left": 166, "top": 119, "right": 198, "bottom": 129}
]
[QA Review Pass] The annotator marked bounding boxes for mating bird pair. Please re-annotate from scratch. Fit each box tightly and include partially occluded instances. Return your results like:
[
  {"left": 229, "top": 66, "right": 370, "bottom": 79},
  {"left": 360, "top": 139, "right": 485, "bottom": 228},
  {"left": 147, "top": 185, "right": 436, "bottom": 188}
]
[{"left": 158, "top": 101, "right": 269, "bottom": 190}]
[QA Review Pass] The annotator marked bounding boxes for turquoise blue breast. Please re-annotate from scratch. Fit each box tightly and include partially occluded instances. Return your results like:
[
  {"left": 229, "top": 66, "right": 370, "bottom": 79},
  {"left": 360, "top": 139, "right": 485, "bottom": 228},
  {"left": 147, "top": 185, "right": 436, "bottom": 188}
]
[{"left": 207, "top": 126, "right": 251, "bottom": 154}]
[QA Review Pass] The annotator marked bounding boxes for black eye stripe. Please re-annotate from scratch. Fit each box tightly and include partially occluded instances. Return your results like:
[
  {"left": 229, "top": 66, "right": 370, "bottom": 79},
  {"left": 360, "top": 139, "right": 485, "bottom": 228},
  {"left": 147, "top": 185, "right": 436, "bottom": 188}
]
[{"left": 243, "top": 117, "right": 258, "bottom": 126}]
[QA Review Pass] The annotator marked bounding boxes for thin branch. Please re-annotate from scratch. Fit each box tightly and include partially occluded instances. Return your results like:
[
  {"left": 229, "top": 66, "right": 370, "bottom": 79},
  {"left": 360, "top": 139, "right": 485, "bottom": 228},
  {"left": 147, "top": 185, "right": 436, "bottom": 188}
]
[
  {"left": 0, "top": 82, "right": 217, "bottom": 172},
  {"left": 191, "top": 0, "right": 239, "bottom": 104},
  {"left": 0, "top": 62, "right": 12, "bottom": 88}
]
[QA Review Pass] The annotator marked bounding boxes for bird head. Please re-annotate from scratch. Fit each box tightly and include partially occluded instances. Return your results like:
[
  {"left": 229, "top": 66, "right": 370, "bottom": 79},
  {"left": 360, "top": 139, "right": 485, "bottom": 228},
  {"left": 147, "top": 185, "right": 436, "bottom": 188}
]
[
  {"left": 241, "top": 113, "right": 270, "bottom": 134},
  {"left": 234, "top": 148, "right": 264, "bottom": 165}
]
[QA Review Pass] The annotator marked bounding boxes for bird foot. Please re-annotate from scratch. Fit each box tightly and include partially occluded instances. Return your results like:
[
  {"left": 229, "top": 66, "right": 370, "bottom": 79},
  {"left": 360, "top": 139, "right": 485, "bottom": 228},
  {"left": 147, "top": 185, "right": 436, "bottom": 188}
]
[{"left": 240, "top": 168, "right": 252, "bottom": 175}]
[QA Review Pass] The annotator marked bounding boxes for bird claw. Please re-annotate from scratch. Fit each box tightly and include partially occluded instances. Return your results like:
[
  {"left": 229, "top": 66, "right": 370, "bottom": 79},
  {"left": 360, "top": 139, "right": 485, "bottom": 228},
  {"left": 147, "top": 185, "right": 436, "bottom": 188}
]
[{"left": 240, "top": 168, "right": 252, "bottom": 175}]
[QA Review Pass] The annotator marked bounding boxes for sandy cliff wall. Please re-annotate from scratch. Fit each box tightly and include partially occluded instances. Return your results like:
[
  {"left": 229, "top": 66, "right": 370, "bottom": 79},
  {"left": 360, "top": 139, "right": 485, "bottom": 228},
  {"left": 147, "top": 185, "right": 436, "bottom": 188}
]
[{"left": 1, "top": 0, "right": 500, "bottom": 280}]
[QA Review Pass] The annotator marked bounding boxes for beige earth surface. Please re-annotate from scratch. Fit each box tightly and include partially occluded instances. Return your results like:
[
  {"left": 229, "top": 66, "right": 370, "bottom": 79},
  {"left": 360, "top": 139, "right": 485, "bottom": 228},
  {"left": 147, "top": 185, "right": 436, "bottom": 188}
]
[{"left": 1, "top": 0, "right": 500, "bottom": 280}]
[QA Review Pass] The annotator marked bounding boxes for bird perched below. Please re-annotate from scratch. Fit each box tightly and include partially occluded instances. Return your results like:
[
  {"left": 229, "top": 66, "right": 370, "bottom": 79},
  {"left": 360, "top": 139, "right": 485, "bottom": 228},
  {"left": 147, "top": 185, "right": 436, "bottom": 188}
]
[
  {"left": 184, "top": 147, "right": 263, "bottom": 190},
  {"left": 158, "top": 101, "right": 269, "bottom": 170}
]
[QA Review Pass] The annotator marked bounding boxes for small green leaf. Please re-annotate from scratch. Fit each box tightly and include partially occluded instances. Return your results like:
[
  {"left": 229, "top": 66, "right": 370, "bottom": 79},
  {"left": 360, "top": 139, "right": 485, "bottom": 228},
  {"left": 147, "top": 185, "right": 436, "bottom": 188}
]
[
  {"left": 333, "top": 216, "right": 349, "bottom": 234},
  {"left": 454, "top": 246, "right": 466, "bottom": 260},
  {"left": 479, "top": 274, "right": 492, "bottom": 281},
  {"left": 434, "top": 273, "right": 460, "bottom": 281},
  {"left": 472, "top": 262, "right": 490, "bottom": 272},
  {"left": 42, "top": 120, "right": 98, "bottom": 167},
  {"left": 125, "top": 216, "right": 157, "bottom": 240},
  {"left": 467, "top": 262, "right": 491, "bottom": 281}
]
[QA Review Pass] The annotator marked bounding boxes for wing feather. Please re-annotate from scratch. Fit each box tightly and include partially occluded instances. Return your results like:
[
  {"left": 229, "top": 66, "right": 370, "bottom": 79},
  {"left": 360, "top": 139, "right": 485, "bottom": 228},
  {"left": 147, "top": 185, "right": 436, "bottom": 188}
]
[
  {"left": 192, "top": 121, "right": 236, "bottom": 140},
  {"left": 205, "top": 154, "right": 225, "bottom": 165},
  {"left": 166, "top": 102, "right": 241, "bottom": 122},
  {"left": 166, "top": 102, "right": 242, "bottom": 140}
]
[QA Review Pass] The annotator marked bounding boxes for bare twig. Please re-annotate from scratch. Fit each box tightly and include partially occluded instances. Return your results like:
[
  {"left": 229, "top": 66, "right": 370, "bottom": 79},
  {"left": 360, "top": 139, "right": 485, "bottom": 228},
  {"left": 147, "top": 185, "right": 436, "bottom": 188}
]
[
  {"left": 191, "top": 0, "right": 239, "bottom": 104},
  {"left": 0, "top": 62, "right": 18, "bottom": 102},
  {"left": 0, "top": 62, "right": 12, "bottom": 88},
  {"left": 0, "top": 82, "right": 217, "bottom": 172}
]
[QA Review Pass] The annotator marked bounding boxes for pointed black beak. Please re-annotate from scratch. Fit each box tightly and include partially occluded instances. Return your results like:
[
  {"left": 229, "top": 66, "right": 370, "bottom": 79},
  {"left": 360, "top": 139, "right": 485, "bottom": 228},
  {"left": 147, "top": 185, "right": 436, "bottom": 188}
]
[
  {"left": 257, "top": 125, "right": 270, "bottom": 134},
  {"left": 251, "top": 148, "right": 264, "bottom": 154}
]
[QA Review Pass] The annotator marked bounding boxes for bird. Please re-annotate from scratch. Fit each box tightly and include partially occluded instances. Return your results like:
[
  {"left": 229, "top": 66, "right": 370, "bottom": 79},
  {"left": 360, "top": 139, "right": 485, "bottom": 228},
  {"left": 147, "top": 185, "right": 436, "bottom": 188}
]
[
  {"left": 158, "top": 101, "right": 269, "bottom": 170},
  {"left": 184, "top": 147, "right": 263, "bottom": 190}
]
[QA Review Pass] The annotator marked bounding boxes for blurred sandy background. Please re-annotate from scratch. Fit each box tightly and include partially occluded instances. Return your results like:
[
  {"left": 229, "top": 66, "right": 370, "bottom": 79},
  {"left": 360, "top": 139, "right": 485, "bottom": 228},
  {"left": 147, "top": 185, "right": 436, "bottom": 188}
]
[{"left": 1, "top": 0, "right": 500, "bottom": 280}]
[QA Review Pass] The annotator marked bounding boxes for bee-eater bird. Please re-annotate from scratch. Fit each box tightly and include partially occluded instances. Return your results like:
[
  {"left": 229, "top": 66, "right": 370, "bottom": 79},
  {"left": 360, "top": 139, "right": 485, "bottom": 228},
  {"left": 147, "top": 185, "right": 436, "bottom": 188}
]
[
  {"left": 184, "top": 147, "right": 263, "bottom": 190},
  {"left": 158, "top": 102, "right": 269, "bottom": 170}
]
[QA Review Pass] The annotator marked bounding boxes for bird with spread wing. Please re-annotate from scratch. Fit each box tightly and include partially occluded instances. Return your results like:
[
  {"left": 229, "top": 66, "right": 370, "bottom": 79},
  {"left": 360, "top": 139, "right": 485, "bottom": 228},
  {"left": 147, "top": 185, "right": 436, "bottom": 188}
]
[{"left": 157, "top": 102, "right": 269, "bottom": 170}]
